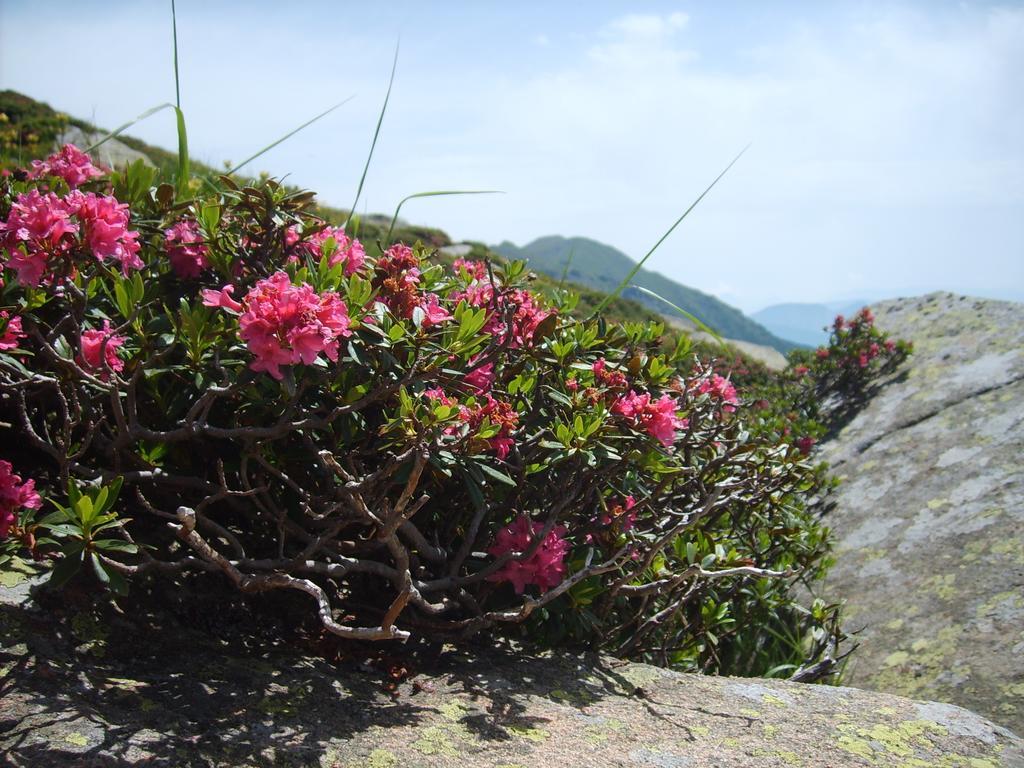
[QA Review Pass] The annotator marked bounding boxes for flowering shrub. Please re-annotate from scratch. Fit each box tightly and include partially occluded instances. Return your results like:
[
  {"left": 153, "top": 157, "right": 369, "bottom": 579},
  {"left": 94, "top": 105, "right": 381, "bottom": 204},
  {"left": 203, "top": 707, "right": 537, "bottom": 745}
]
[{"left": 0, "top": 145, "right": 852, "bottom": 678}]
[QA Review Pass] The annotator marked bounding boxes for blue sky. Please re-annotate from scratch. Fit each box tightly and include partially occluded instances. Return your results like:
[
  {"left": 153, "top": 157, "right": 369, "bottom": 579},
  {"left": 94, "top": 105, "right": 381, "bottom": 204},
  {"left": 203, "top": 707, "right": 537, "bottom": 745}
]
[{"left": 2, "top": 0, "right": 1022, "bottom": 312}]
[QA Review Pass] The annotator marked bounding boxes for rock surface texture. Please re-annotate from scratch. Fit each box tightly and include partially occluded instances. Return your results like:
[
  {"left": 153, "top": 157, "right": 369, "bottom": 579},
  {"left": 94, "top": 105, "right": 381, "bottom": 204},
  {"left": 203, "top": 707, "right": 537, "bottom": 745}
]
[
  {"left": 0, "top": 574, "right": 1021, "bottom": 768},
  {"left": 821, "top": 292, "right": 1024, "bottom": 734}
]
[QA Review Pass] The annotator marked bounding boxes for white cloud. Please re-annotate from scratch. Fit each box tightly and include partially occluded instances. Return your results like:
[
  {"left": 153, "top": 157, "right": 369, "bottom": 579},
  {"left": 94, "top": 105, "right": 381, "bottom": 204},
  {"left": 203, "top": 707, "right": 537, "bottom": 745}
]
[{"left": 449, "top": 6, "right": 1024, "bottom": 310}]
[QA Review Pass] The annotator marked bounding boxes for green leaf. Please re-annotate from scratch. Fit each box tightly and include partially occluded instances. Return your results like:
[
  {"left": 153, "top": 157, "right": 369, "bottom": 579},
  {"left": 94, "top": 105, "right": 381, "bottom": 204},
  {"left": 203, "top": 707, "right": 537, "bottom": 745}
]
[
  {"left": 477, "top": 463, "right": 516, "bottom": 487},
  {"left": 48, "top": 547, "right": 84, "bottom": 589},
  {"left": 93, "top": 539, "right": 138, "bottom": 554}
]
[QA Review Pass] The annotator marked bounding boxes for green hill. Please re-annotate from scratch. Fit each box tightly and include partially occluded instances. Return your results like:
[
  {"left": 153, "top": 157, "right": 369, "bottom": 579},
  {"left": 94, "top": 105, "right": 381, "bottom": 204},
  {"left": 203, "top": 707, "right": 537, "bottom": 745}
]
[{"left": 494, "top": 236, "right": 798, "bottom": 353}]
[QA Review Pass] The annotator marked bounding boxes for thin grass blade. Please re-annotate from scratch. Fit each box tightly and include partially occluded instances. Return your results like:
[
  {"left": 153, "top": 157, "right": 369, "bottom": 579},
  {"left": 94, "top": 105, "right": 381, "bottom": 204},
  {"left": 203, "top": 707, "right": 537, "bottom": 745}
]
[
  {"left": 226, "top": 96, "right": 355, "bottom": 176},
  {"left": 558, "top": 246, "right": 576, "bottom": 288},
  {"left": 169, "top": 0, "right": 189, "bottom": 195},
  {"left": 385, "top": 190, "right": 502, "bottom": 245},
  {"left": 84, "top": 103, "right": 177, "bottom": 153},
  {"left": 589, "top": 144, "right": 750, "bottom": 318},
  {"left": 345, "top": 42, "right": 399, "bottom": 228},
  {"left": 174, "top": 106, "right": 189, "bottom": 196},
  {"left": 633, "top": 285, "right": 726, "bottom": 348}
]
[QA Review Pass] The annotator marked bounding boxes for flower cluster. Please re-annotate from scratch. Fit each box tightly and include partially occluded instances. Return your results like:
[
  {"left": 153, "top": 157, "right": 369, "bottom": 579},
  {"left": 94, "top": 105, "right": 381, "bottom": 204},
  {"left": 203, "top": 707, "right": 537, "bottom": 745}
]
[
  {"left": 285, "top": 225, "right": 366, "bottom": 276},
  {"left": 486, "top": 514, "right": 569, "bottom": 594},
  {"left": 164, "top": 219, "right": 210, "bottom": 278},
  {"left": 592, "top": 358, "right": 628, "bottom": 389},
  {"left": 72, "top": 191, "right": 142, "bottom": 274},
  {"left": 451, "top": 262, "right": 552, "bottom": 348},
  {"left": 0, "top": 184, "right": 141, "bottom": 286},
  {"left": 0, "top": 311, "right": 25, "bottom": 351},
  {"left": 453, "top": 257, "right": 487, "bottom": 280},
  {"left": 205, "top": 272, "right": 352, "bottom": 380},
  {"left": 425, "top": 389, "right": 519, "bottom": 459},
  {"left": 78, "top": 320, "right": 127, "bottom": 378},
  {"left": 373, "top": 243, "right": 449, "bottom": 327},
  {"left": 612, "top": 390, "right": 686, "bottom": 447},
  {"left": 28, "top": 143, "right": 103, "bottom": 189},
  {"left": 0, "top": 460, "right": 41, "bottom": 540},
  {"left": 695, "top": 373, "right": 739, "bottom": 412}
]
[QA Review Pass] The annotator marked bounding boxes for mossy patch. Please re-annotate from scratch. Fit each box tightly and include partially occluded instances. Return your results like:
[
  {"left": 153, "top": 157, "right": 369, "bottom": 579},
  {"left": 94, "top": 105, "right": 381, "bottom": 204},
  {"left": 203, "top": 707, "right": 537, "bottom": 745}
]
[
  {"left": 366, "top": 748, "right": 398, "bottom": 768},
  {"left": 411, "top": 726, "right": 459, "bottom": 757},
  {"left": 507, "top": 724, "right": 550, "bottom": 742}
]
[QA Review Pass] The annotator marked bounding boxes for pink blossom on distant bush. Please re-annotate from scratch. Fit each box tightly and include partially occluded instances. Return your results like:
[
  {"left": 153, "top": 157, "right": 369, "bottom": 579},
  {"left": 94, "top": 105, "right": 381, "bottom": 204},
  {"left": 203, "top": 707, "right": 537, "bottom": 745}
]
[
  {"left": 78, "top": 320, "right": 126, "bottom": 377},
  {"left": 164, "top": 219, "right": 209, "bottom": 278},
  {"left": 0, "top": 459, "right": 42, "bottom": 540},
  {"left": 233, "top": 272, "right": 351, "bottom": 380},
  {"left": 28, "top": 144, "right": 104, "bottom": 189},
  {"left": 487, "top": 514, "right": 569, "bottom": 594},
  {"left": 795, "top": 436, "right": 816, "bottom": 455},
  {"left": 613, "top": 390, "right": 685, "bottom": 447},
  {"left": 68, "top": 191, "right": 143, "bottom": 274},
  {"left": 0, "top": 311, "right": 25, "bottom": 351},
  {"left": 0, "top": 189, "right": 78, "bottom": 286}
]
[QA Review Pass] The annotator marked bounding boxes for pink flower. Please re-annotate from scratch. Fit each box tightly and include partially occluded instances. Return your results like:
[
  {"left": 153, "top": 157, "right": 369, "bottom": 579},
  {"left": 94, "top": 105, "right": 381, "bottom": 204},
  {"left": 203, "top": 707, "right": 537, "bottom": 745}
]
[
  {"left": 201, "top": 284, "right": 244, "bottom": 313},
  {"left": 793, "top": 365, "right": 809, "bottom": 378},
  {"left": 68, "top": 191, "right": 143, "bottom": 274},
  {"left": 0, "top": 311, "right": 25, "bottom": 351},
  {"left": 419, "top": 293, "right": 452, "bottom": 328},
  {"left": 0, "top": 190, "right": 79, "bottom": 286},
  {"left": 565, "top": 377, "right": 579, "bottom": 393},
  {"left": 286, "top": 225, "right": 366, "bottom": 276},
  {"left": 815, "top": 348, "right": 829, "bottom": 360},
  {"left": 373, "top": 243, "right": 423, "bottom": 319},
  {"left": 884, "top": 339, "right": 896, "bottom": 353},
  {"left": 231, "top": 272, "right": 351, "bottom": 379},
  {"left": 453, "top": 258, "right": 487, "bottom": 280},
  {"left": 440, "top": 393, "right": 517, "bottom": 458},
  {"left": 795, "top": 436, "right": 816, "bottom": 456},
  {"left": 593, "top": 357, "right": 627, "bottom": 389},
  {"left": 613, "top": 390, "right": 685, "bottom": 447},
  {"left": 78, "top": 320, "right": 126, "bottom": 378},
  {"left": 486, "top": 515, "right": 570, "bottom": 594},
  {"left": 424, "top": 387, "right": 456, "bottom": 407},
  {"left": 164, "top": 219, "right": 210, "bottom": 278},
  {"left": 0, "top": 460, "right": 42, "bottom": 539},
  {"left": 28, "top": 144, "right": 104, "bottom": 189},
  {"left": 696, "top": 374, "right": 739, "bottom": 413},
  {"left": 464, "top": 358, "right": 496, "bottom": 394}
]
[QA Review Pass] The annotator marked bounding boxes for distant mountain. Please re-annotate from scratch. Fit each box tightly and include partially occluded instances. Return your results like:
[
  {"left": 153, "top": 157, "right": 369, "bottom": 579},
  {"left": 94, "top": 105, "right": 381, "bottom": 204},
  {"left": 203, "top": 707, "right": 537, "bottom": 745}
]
[
  {"left": 752, "top": 300, "right": 869, "bottom": 347},
  {"left": 493, "top": 236, "right": 798, "bottom": 353}
]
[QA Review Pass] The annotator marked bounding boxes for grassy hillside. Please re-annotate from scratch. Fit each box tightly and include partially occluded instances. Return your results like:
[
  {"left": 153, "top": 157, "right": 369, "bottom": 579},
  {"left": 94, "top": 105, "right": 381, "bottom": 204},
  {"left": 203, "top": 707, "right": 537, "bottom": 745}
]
[{"left": 494, "top": 235, "right": 798, "bottom": 353}]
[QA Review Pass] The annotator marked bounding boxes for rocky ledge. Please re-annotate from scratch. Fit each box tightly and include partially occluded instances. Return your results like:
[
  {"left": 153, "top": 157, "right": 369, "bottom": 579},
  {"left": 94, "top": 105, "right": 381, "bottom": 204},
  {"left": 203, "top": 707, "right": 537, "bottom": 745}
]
[
  {"left": 0, "top": 570, "right": 1021, "bottom": 768},
  {"left": 821, "top": 292, "right": 1024, "bottom": 733}
]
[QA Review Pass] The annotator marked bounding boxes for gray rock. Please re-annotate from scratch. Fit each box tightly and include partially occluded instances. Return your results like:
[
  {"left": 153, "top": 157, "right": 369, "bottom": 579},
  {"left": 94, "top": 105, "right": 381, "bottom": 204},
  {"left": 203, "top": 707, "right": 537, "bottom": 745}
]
[
  {"left": 0, "top": 578, "right": 1020, "bottom": 767},
  {"left": 821, "top": 291, "right": 1024, "bottom": 734}
]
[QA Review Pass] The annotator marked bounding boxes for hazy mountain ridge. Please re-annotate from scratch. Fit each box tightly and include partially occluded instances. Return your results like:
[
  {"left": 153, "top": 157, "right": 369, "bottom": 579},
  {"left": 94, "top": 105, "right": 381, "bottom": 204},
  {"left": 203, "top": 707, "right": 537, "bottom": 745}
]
[
  {"left": 494, "top": 236, "right": 799, "bottom": 353},
  {"left": 752, "top": 300, "right": 868, "bottom": 347}
]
